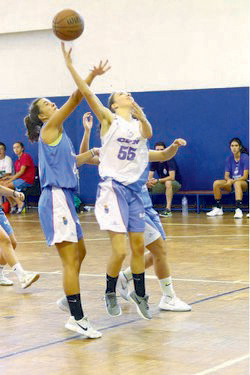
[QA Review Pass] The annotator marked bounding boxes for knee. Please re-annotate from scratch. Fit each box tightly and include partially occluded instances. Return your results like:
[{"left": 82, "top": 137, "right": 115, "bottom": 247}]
[
  {"left": 233, "top": 181, "right": 242, "bottom": 190},
  {"left": 213, "top": 180, "right": 220, "bottom": 188}
]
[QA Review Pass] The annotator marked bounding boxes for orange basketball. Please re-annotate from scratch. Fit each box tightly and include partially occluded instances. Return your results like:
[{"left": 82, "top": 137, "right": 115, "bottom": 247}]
[{"left": 52, "top": 9, "right": 84, "bottom": 41}]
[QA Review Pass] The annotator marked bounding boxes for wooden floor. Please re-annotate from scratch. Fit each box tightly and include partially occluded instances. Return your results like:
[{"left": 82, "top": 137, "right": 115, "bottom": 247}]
[{"left": 0, "top": 210, "right": 249, "bottom": 375}]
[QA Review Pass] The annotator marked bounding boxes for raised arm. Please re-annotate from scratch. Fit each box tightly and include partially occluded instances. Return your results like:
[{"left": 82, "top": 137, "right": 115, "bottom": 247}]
[
  {"left": 149, "top": 139, "right": 187, "bottom": 162},
  {"left": 79, "top": 112, "right": 93, "bottom": 153},
  {"left": 41, "top": 59, "right": 111, "bottom": 144},
  {"left": 61, "top": 43, "right": 113, "bottom": 130}
]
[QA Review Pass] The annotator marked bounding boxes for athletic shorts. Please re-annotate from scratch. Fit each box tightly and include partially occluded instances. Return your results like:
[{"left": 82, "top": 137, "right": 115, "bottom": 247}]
[
  {"left": 0, "top": 209, "right": 13, "bottom": 236},
  {"left": 38, "top": 186, "right": 83, "bottom": 246},
  {"left": 95, "top": 179, "right": 145, "bottom": 233},
  {"left": 12, "top": 178, "right": 32, "bottom": 190},
  {"left": 144, "top": 207, "right": 166, "bottom": 246}
]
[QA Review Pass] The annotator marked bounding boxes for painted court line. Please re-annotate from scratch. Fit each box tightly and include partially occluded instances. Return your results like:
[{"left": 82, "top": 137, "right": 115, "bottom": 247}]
[
  {"left": 0, "top": 286, "right": 247, "bottom": 361},
  {"left": 193, "top": 354, "right": 249, "bottom": 375}
]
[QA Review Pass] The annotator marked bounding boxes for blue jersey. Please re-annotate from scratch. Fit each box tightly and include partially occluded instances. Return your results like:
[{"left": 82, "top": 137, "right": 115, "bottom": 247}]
[{"left": 38, "top": 128, "right": 78, "bottom": 191}]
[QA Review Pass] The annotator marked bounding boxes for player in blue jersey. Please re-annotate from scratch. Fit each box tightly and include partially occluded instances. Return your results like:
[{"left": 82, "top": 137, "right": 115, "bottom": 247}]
[
  {"left": 61, "top": 43, "right": 152, "bottom": 320},
  {"left": 0, "top": 185, "right": 39, "bottom": 288},
  {"left": 24, "top": 60, "right": 110, "bottom": 339}
]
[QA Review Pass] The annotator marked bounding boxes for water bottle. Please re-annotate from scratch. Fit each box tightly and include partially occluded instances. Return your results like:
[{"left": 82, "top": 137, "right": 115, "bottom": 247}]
[{"left": 182, "top": 196, "right": 188, "bottom": 216}]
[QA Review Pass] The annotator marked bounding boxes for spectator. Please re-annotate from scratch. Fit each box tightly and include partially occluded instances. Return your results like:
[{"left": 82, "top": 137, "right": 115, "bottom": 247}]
[
  {"left": 0, "top": 142, "right": 35, "bottom": 213},
  {"left": 0, "top": 142, "right": 13, "bottom": 180},
  {"left": 207, "top": 137, "right": 249, "bottom": 219},
  {"left": 147, "top": 141, "right": 182, "bottom": 217}
]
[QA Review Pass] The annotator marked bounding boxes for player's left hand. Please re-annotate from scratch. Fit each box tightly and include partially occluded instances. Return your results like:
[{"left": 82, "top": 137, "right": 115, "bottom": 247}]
[
  {"left": 91, "top": 60, "right": 111, "bottom": 76},
  {"left": 173, "top": 138, "right": 187, "bottom": 147}
]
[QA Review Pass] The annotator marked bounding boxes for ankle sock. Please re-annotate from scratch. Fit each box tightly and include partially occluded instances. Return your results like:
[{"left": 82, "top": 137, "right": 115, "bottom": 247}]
[
  {"left": 105, "top": 274, "right": 118, "bottom": 293},
  {"left": 12, "top": 263, "right": 26, "bottom": 281},
  {"left": 159, "top": 276, "right": 175, "bottom": 298},
  {"left": 132, "top": 272, "right": 145, "bottom": 297},
  {"left": 66, "top": 294, "right": 84, "bottom": 320}
]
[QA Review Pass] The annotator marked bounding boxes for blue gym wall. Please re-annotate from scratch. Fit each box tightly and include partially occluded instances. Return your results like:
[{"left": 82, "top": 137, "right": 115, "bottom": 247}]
[{"left": 0, "top": 86, "right": 248, "bottom": 204}]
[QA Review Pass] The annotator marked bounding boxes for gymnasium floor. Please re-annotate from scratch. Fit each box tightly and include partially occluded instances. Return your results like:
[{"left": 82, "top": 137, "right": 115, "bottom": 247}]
[{"left": 0, "top": 210, "right": 249, "bottom": 375}]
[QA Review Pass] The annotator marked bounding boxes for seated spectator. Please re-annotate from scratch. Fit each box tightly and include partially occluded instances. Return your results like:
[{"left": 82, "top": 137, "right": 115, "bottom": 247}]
[
  {"left": 147, "top": 141, "right": 182, "bottom": 217},
  {"left": 0, "top": 142, "right": 13, "bottom": 180},
  {"left": 0, "top": 142, "right": 35, "bottom": 213},
  {"left": 207, "top": 137, "right": 249, "bottom": 219}
]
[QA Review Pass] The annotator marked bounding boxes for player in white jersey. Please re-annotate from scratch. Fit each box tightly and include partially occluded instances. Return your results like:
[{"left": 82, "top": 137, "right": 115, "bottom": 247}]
[
  {"left": 62, "top": 43, "right": 152, "bottom": 320},
  {"left": 80, "top": 113, "right": 190, "bottom": 312},
  {"left": 23, "top": 59, "right": 110, "bottom": 339}
]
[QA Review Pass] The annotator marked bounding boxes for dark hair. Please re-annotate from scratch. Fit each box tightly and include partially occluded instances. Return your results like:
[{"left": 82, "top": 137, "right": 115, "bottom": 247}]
[
  {"left": 229, "top": 137, "right": 248, "bottom": 155},
  {"left": 107, "top": 92, "right": 116, "bottom": 113},
  {"left": 154, "top": 141, "right": 166, "bottom": 149},
  {"left": 24, "top": 98, "right": 43, "bottom": 143},
  {"left": 0, "top": 142, "right": 6, "bottom": 151},
  {"left": 13, "top": 141, "right": 24, "bottom": 150}
]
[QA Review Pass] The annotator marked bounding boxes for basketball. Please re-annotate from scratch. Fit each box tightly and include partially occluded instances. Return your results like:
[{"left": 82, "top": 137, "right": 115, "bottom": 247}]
[{"left": 52, "top": 9, "right": 84, "bottom": 41}]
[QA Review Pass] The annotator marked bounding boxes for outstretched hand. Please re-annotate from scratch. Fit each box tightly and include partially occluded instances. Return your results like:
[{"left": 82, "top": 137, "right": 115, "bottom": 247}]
[
  {"left": 173, "top": 138, "right": 187, "bottom": 147},
  {"left": 61, "top": 42, "right": 73, "bottom": 67},
  {"left": 82, "top": 112, "right": 93, "bottom": 131},
  {"left": 90, "top": 60, "right": 111, "bottom": 76}
]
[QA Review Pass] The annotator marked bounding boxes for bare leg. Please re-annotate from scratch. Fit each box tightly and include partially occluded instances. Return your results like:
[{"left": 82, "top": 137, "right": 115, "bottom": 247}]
[
  {"left": 233, "top": 180, "right": 248, "bottom": 201},
  {"left": 213, "top": 179, "right": 232, "bottom": 200},
  {"left": 145, "top": 237, "right": 170, "bottom": 279},
  {"left": 107, "top": 231, "right": 127, "bottom": 277},
  {"left": 165, "top": 181, "right": 173, "bottom": 210}
]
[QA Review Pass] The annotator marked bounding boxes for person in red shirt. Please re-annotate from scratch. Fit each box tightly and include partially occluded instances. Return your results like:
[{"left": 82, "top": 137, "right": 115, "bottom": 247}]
[{"left": 0, "top": 142, "right": 35, "bottom": 213}]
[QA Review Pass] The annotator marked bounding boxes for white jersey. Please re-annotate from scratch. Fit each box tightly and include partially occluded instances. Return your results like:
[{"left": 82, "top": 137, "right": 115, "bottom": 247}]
[{"left": 99, "top": 115, "right": 149, "bottom": 192}]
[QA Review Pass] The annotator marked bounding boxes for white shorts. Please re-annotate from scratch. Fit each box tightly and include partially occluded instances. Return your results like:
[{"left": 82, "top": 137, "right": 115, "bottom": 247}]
[
  {"left": 95, "top": 179, "right": 145, "bottom": 233},
  {"left": 38, "top": 187, "right": 82, "bottom": 246}
]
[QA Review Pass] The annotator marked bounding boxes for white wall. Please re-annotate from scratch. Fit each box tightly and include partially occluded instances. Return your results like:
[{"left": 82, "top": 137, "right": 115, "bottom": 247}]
[{"left": 0, "top": 0, "right": 249, "bottom": 99}]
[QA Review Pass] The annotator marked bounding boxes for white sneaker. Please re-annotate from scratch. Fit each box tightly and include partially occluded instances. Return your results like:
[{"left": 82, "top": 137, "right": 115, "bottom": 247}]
[
  {"left": 117, "top": 272, "right": 130, "bottom": 301},
  {"left": 20, "top": 272, "right": 40, "bottom": 289},
  {"left": 246, "top": 213, "right": 250, "bottom": 218},
  {"left": 159, "top": 295, "right": 191, "bottom": 312},
  {"left": 0, "top": 274, "right": 13, "bottom": 286},
  {"left": 57, "top": 296, "right": 70, "bottom": 313},
  {"left": 65, "top": 316, "right": 102, "bottom": 339},
  {"left": 206, "top": 207, "right": 223, "bottom": 217},
  {"left": 234, "top": 208, "right": 243, "bottom": 219}
]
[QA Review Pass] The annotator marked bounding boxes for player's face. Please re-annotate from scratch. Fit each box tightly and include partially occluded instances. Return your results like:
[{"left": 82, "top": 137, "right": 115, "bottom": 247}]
[
  {"left": 230, "top": 141, "right": 240, "bottom": 155},
  {"left": 37, "top": 98, "right": 57, "bottom": 120},
  {"left": 13, "top": 143, "right": 23, "bottom": 156},
  {"left": 113, "top": 92, "right": 133, "bottom": 110}
]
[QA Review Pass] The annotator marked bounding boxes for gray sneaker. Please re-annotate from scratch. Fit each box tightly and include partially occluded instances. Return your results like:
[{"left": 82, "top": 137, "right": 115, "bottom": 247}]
[
  {"left": 129, "top": 291, "right": 152, "bottom": 320},
  {"left": 104, "top": 292, "right": 122, "bottom": 316}
]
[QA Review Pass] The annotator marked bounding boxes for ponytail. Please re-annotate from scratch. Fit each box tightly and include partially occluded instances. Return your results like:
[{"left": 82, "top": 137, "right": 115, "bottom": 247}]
[{"left": 24, "top": 98, "right": 43, "bottom": 143}]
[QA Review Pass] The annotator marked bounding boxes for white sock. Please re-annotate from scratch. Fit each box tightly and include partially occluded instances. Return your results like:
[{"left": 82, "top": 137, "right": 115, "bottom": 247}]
[
  {"left": 123, "top": 267, "right": 132, "bottom": 282},
  {"left": 159, "top": 276, "right": 175, "bottom": 297},
  {"left": 12, "top": 263, "right": 26, "bottom": 281}
]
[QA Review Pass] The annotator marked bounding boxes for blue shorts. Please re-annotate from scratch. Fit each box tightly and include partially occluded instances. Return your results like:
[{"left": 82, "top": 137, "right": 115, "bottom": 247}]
[
  {"left": 13, "top": 178, "right": 32, "bottom": 190},
  {"left": 95, "top": 179, "right": 145, "bottom": 233},
  {"left": 144, "top": 207, "right": 166, "bottom": 246},
  {"left": 0, "top": 209, "right": 13, "bottom": 236},
  {"left": 38, "top": 186, "right": 83, "bottom": 246}
]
